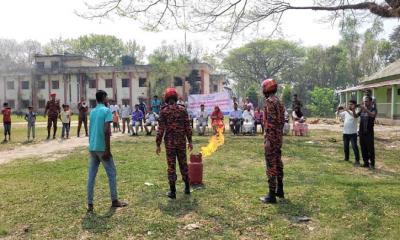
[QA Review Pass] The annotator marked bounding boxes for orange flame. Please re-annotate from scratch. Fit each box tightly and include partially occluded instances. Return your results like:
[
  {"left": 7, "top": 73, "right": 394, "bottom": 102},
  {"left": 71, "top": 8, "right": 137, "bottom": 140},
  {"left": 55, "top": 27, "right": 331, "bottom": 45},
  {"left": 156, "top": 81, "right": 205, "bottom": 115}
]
[{"left": 200, "top": 126, "right": 225, "bottom": 157}]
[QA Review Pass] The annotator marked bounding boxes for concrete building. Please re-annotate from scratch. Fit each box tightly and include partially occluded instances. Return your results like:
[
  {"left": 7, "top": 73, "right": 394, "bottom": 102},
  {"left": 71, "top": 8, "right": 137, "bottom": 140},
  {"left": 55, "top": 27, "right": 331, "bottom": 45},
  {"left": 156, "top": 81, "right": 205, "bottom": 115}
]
[
  {"left": 0, "top": 54, "right": 227, "bottom": 112},
  {"left": 337, "top": 59, "right": 400, "bottom": 125}
]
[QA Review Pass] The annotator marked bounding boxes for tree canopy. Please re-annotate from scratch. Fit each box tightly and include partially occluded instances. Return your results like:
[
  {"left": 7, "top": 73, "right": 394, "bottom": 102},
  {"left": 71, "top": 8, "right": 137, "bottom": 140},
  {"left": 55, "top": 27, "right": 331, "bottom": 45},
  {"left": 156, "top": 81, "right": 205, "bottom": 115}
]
[{"left": 79, "top": 0, "right": 400, "bottom": 48}]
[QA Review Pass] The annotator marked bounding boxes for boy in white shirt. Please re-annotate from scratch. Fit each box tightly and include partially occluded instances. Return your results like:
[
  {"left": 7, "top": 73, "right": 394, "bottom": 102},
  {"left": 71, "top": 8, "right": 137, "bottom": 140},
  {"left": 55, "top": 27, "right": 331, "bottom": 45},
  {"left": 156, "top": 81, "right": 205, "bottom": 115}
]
[
  {"left": 59, "top": 104, "right": 72, "bottom": 139},
  {"left": 338, "top": 100, "right": 360, "bottom": 166}
]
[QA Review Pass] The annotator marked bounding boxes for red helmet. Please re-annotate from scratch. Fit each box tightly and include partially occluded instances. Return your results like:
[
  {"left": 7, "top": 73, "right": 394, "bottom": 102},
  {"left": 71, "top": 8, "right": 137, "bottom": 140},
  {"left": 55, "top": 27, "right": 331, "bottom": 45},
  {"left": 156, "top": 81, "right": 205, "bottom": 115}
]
[
  {"left": 164, "top": 87, "right": 178, "bottom": 102},
  {"left": 262, "top": 79, "right": 278, "bottom": 93}
]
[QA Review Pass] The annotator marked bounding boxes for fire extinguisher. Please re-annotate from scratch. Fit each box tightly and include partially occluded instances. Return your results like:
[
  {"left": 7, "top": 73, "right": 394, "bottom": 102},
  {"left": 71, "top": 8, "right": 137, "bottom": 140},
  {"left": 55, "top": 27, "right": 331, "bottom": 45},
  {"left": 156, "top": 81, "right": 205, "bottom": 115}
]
[{"left": 189, "top": 153, "right": 203, "bottom": 185}]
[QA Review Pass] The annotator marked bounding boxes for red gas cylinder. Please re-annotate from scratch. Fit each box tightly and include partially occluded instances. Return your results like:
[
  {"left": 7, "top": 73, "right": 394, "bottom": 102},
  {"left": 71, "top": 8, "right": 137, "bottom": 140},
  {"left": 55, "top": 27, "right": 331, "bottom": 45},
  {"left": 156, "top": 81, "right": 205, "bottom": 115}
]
[{"left": 189, "top": 153, "right": 203, "bottom": 185}]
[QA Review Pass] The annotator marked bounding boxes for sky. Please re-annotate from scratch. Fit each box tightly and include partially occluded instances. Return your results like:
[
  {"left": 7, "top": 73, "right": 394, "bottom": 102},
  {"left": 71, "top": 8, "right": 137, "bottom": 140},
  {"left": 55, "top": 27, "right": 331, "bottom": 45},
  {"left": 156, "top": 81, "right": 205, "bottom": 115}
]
[{"left": 0, "top": 0, "right": 398, "bottom": 56}]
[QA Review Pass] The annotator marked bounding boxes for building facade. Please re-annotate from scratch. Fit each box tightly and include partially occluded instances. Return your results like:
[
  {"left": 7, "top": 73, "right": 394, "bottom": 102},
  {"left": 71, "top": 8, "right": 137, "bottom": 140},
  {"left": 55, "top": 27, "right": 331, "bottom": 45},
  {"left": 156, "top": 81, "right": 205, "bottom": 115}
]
[
  {"left": 337, "top": 59, "right": 400, "bottom": 125},
  {"left": 0, "top": 54, "right": 227, "bottom": 112}
]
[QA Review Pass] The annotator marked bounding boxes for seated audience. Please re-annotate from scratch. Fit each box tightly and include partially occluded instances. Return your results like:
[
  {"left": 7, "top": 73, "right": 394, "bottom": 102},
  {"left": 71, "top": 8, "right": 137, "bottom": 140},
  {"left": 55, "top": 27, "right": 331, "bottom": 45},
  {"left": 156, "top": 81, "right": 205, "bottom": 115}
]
[
  {"left": 229, "top": 103, "right": 242, "bottom": 135},
  {"left": 196, "top": 104, "right": 209, "bottom": 136},
  {"left": 144, "top": 108, "right": 158, "bottom": 135},
  {"left": 211, "top": 106, "right": 224, "bottom": 134}
]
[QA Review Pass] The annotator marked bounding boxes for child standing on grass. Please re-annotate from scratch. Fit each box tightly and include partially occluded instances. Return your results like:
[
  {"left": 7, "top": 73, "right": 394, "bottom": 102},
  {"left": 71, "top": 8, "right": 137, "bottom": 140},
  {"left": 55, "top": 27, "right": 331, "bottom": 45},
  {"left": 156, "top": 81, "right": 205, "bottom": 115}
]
[
  {"left": 24, "top": 106, "right": 36, "bottom": 141},
  {"left": 60, "top": 104, "right": 72, "bottom": 139},
  {"left": 112, "top": 111, "right": 119, "bottom": 133},
  {"left": 1, "top": 102, "right": 12, "bottom": 143}
]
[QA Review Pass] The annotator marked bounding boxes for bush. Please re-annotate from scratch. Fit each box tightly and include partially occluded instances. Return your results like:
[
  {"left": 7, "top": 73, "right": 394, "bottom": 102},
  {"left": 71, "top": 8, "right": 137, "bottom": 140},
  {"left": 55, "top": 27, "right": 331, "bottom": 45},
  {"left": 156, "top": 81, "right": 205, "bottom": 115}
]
[{"left": 307, "top": 87, "right": 337, "bottom": 117}]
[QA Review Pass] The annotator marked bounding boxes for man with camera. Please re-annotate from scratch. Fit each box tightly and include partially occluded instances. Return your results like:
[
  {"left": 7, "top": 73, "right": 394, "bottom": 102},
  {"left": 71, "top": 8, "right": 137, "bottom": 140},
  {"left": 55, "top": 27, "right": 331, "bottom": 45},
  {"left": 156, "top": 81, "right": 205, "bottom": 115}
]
[
  {"left": 338, "top": 100, "right": 360, "bottom": 166},
  {"left": 358, "top": 96, "right": 377, "bottom": 169}
]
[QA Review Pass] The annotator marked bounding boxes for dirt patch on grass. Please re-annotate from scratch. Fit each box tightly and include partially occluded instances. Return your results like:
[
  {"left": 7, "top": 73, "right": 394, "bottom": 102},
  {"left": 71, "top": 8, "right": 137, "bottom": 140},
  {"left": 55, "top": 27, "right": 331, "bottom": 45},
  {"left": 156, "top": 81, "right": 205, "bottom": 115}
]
[{"left": 0, "top": 133, "right": 124, "bottom": 165}]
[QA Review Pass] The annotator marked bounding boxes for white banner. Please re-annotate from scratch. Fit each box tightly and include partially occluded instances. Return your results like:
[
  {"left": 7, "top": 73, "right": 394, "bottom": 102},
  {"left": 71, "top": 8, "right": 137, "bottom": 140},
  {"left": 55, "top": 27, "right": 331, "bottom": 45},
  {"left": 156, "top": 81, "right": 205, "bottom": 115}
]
[{"left": 188, "top": 91, "right": 233, "bottom": 116}]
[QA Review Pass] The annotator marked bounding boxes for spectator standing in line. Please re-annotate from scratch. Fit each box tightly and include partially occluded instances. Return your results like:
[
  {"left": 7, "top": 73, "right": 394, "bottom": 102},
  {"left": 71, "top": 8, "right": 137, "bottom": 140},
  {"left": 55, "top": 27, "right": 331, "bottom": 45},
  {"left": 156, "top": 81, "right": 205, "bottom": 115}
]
[
  {"left": 151, "top": 95, "right": 162, "bottom": 114},
  {"left": 1, "top": 102, "right": 12, "bottom": 142},
  {"left": 60, "top": 104, "right": 72, "bottom": 139},
  {"left": 77, "top": 97, "right": 89, "bottom": 137},
  {"left": 25, "top": 106, "right": 36, "bottom": 141},
  {"left": 121, "top": 103, "right": 131, "bottom": 134}
]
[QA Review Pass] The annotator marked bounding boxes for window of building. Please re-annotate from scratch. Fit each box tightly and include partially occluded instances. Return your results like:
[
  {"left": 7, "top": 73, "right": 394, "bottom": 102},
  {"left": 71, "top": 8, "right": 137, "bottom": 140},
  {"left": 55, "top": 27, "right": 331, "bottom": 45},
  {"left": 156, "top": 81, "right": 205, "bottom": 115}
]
[
  {"left": 38, "top": 80, "right": 46, "bottom": 89},
  {"left": 89, "top": 80, "right": 96, "bottom": 89},
  {"left": 139, "top": 78, "right": 147, "bottom": 87},
  {"left": 21, "top": 100, "right": 30, "bottom": 108},
  {"left": 174, "top": 77, "right": 183, "bottom": 87},
  {"left": 89, "top": 99, "right": 97, "bottom": 108},
  {"left": 52, "top": 80, "right": 59, "bottom": 89},
  {"left": 7, "top": 81, "right": 14, "bottom": 90},
  {"left": 38, "top": 99, "right": 46, "bottom": 108},
  {"left": 105, "top": 79, "right": 113, "bottom": 88},
  {"left": 122, "top": 99, "right": 130, "bottom": 106},
  {"left": 7, "top": 100, "right": 15, "bottom": 108},
  {"left": 36, "top": 62, "right": 44, "bottom": 70},
  {"left": 51, "top": 61, "right": 59, "bottom": 70},
  {"left": 21, "top": 81, "right": 30, "bottom": 90},
  {"left": 122, "top": 78, "right": 129, "bottom": 88},
  {"left": 213, "top": 84, "right": 218, "bottom": 92}
]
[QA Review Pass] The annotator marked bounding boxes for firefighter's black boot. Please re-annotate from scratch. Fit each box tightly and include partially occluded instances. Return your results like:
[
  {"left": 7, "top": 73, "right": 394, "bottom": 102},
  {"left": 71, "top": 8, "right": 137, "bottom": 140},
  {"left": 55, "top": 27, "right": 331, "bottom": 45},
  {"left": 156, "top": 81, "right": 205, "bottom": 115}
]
[
  {"left": 167, "top": 182, "right": 176, "bottom": 199},
  {"left": 276, "top": 180, "right": 285, "bottom": 198},
  {"left": 260, "top": 191, "right": 277, "bottom": 204},
  {"left": 184, "top": 180, "right": 191, "bottom": 195}
]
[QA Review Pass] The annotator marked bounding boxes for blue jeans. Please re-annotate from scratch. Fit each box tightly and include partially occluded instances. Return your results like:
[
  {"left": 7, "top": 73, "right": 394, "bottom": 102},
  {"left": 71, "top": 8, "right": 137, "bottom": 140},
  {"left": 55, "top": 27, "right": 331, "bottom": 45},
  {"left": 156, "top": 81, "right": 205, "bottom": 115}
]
[
  {"left": 61, "top": 123, "right": 70, "bottom": 138},
  {"left": 87, "top": 151, "right": 118, "bottom": 204}
]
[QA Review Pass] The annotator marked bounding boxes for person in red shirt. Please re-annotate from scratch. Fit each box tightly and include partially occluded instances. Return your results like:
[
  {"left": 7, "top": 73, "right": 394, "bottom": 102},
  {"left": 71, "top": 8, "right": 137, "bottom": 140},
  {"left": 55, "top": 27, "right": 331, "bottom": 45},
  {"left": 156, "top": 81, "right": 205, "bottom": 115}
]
[
  {"left": 210, "top": 106, "right": 224, "bottom": 134},
  {"left": 1, "top": 102, "right": 12, "bottom": 142}
]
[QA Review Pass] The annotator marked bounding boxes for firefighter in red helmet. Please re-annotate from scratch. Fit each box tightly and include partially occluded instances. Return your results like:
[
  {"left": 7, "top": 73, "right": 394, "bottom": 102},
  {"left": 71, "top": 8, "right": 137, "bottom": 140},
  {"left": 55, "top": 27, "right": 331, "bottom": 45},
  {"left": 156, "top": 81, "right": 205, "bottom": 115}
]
[
  {"left": 260, "top": 79, "right": 285, "bottom": 204},
  {"left": 156, "top": 88, "right": 193, "bottom": 199}
]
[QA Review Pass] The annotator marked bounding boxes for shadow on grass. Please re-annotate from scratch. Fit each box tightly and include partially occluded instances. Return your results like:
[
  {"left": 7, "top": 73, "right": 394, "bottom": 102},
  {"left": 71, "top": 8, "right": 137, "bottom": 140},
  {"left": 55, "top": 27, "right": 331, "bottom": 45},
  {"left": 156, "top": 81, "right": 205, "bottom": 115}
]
[
  {"left": 81, "top": 208, "right": 116, "bottom": 234},
  {"left": 276, "top": 198, "right": 312, "bottom": 222},
  {"left": 159, "top": 196, "right": 199, "bottom": 217}
]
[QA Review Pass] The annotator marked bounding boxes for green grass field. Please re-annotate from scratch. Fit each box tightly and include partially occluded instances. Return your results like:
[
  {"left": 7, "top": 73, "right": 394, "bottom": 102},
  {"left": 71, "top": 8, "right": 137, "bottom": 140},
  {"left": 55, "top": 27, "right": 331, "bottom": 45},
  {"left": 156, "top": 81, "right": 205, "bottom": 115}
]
[{"left": 0, "top": 130, "right": 399, "bottom": 239}]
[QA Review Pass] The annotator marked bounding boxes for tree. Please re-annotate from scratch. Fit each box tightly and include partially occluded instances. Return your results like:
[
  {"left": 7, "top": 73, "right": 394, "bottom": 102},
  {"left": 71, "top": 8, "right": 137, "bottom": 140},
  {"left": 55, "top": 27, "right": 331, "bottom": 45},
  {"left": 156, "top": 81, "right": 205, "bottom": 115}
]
[
  {"left": 281, "top": 84, "right": 292, "bottom": 108},
  {"left": 389, "top": 25, "right": 400, "bottom": 61},
  {"left": 148, "top": 44, "right": 190, "bottom": 96},
  {"left": 0, "top": 39, "right": 42, "bottom": 73},
  {"left": 223, "top": 39, "right": 303, "bottom": 97},
  {"left": 245, "top": 86, "right": 259, "bottom": 108},
  {"left": 73, "top": 34, "right": 124, "bottom": 66},
  {"left": 79, "top": 0, "right": 400, "bottom": 48},
  {"left": 43, "top": 37, "right": 74, "bottom": 55},
  {"left": 307, "top": 87, "right": 338, "bottom": 117},
  {"left": 123, "top": 40, "right": 145, "bottom": 64}
]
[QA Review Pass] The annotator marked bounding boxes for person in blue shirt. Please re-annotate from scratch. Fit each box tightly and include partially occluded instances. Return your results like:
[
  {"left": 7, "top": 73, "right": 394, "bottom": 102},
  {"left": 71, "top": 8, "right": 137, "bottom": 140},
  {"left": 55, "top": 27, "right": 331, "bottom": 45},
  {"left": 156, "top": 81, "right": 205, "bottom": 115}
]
[
  {"left": 151, "top": 95, "right": 162, "bottom": 114},
  {"left": 130, "top": 104, "right": 144, "bottom": 136},
  {"left": 87, "top": 90, "right": 127, "bottom": 213},
  {"left": 229, "top": 103, "right": 243, "bottom": 135}
]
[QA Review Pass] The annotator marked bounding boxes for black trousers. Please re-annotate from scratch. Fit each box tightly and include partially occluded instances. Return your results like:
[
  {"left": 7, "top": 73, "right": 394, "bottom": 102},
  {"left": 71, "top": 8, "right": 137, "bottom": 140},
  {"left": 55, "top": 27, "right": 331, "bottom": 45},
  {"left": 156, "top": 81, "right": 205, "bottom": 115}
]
[
  {"left": 343, "top": 134, "right": 360, "bottom": 162},
  {"left": 359, "top": 132, "right": 375, "bottom": 166}
]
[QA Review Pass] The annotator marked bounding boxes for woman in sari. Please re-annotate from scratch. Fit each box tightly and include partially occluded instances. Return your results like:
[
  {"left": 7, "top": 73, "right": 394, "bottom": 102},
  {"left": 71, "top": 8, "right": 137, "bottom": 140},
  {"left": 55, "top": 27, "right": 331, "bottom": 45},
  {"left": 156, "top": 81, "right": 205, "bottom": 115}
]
[
  {"left": 211, "top": 106, "right": 224, "bottom": 134},
  {"left": 292, "top": 106, "right": 308, "bottom": 136}
]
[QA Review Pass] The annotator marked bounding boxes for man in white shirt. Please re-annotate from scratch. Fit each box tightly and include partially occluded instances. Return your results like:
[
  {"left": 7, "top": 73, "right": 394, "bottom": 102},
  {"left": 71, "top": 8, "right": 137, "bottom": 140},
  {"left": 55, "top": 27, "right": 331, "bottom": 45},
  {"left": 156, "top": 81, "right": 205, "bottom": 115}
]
[
  {"left": 196, "top": 104, "right": 209, "bottom": 136},
  {"left": 229, "top": 103, "right": 242, "bottom": 135},
  {"left": 339, "top": 100, "right": 360, "bottom": 166},
  {"left": 121, "top": 103, "right": 131, "bottom": 134},
  {"left": 144, "top": 108, "right": 158, "bottom": 135},
  {"left": 242, "top": 105, "right": 255, "bottom": 134}
]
